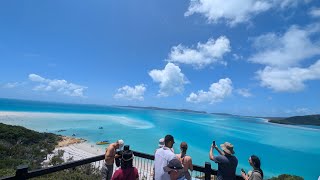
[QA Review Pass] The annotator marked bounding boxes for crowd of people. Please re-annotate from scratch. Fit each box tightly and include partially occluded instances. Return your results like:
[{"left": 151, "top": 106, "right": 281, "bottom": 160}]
[{"left": 101, "top": 136, "right": 264, "bottom": 180}]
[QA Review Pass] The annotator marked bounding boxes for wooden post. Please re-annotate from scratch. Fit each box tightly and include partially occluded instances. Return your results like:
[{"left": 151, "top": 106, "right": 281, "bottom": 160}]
[
  {"left": 15, "top": 165, "right": 28, "bottom": 180},
  {"left": 205, "top": 162, "right": 211, "bottom": 180}
]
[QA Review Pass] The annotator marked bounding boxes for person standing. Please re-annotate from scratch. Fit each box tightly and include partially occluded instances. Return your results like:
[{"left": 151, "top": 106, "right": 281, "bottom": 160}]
[
  {"left": 102, "top": 139, "right": 124, "bottom": 180},
  {"left": 209, "top": 142, "right": 238, "bottom": 180},
  {"left": 241, "top": 155, "right": 263, "bottom": 180},
  {"left": 154, "top": 135, "right": 176, "bottom": 180},
  {"left": 111, "top": 150, "right": 139, "bottom": 180},
  {"left": 176, "top": 142, "right": 193, "bottom": 180}
]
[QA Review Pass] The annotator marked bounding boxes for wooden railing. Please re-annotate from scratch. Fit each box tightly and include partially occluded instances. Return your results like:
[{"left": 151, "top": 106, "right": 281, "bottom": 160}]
[{"left": 1, "top": 145, "right": 243, "bottom": 180}]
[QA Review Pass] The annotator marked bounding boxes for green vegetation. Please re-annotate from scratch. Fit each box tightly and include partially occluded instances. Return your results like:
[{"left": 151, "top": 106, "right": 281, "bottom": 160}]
[
  {"left": 0, "top": 123, "right": 61, "bottom": 176},
  {"left": 49, "top": 149, "right": 65, "bottom": 166},
  {"left": 269, "top": 174, "right": 304, "bottom": 180},
  {"left": 0, "top": 123, "right": 102, "bottom": 179},
  {"left": 269, "top": 114, "right": 320, "bottom": 126}
]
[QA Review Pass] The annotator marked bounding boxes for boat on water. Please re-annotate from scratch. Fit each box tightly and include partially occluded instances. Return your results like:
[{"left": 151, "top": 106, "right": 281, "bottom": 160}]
[{"left": 96, "top": 140, "right": 109, "bottom": 145}]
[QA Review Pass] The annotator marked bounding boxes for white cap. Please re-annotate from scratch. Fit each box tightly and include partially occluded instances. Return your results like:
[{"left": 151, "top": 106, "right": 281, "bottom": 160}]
[
  {"left": 118, "top": 139, "right": 124, "bottom": 149},
  {"left": 158, "top": 138, "right": 164, "bottom": 148}
]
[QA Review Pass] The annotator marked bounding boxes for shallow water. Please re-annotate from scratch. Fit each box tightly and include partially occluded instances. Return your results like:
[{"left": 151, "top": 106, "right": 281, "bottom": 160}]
[{"left": 0, "top": 98, "right": 319, "bottom": 179}]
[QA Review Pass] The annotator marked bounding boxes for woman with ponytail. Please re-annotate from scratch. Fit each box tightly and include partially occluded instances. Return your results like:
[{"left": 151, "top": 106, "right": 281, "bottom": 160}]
[
  {"left": 241, "top": 155, "right": 264, "bottom": 180},
  {"left": 176, "top": 142, "right": 193, "bottom": 180}
]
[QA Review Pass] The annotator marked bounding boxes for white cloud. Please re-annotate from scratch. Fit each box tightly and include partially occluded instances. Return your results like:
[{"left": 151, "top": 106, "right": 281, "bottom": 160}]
[
  {"left": 256, "top": 60, "right": 320, "bottom": 92},
  {"left": 3, "top": 82, "right": 21, "bottom": 88},
  {"left": 295, "top": 107, "right": 311, "bottom": 114},
  {"left": 114, "top": 84, "right": 146, "bottom": 101},
  {"left": 249, "top": 25, "right": 320, "bottom": 67},
  {"left": 28, "top": 74, "right": 87, "bottom": 97},
  {"left": 185, "top": 0, "right": 306, "bottom": 26},
  {"left": 249, "top": 24, "right": 320, "bottom": 92},
  {"left": 29, "top": 74, "right": 46, "bottom": 82},
  {"left": 309, "top": 7, "right": 320, "bottom": 18},
  {"left": 236, "top": 88, "right": 252, "bottom": 97},
  {"left": 149, "top": 63, "right": 188, "bottom": 97},
  {"left": 233, "top": 54, "right": 243, "bottom": 60},
  {"left": 285, "top": 107, "right": 311, "bottom": 115},
  {"left": 186, "top": 78, "right": 232, "bottom": 103},
  {"left": 167, "top": 36, "right": 231, "bottom": 68}
]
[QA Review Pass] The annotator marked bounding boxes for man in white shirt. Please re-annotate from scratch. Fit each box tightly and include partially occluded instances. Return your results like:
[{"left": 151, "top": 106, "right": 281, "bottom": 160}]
[{"left": 154, "top": 135, "right": 177, "bottom": 180}]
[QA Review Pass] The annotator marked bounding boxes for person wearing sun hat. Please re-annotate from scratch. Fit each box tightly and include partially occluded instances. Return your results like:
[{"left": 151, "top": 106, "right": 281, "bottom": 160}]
[
  {"left": 111, "top": 150, "right": 139, "bottom": 180},
  {"left": 209, "top": 141, "right": 238, "bottom": 180}
]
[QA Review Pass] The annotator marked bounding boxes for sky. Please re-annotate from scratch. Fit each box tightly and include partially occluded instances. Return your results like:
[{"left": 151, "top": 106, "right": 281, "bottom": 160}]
[{"left": 0, "top": 0, "right": 320, "bottom": 116}]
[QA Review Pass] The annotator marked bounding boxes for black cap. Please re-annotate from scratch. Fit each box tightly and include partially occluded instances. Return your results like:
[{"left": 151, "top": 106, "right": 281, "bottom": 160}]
[
  {"left": 163, "top": 159, "right": 183, "bottom": 172},
  {"left": 164, "top": 135, "right": 174, "bottom": 144}
]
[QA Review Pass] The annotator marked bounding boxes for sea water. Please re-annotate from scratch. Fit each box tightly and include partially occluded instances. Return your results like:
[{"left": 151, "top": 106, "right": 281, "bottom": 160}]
[{"left": 0, "top": 98, "right": 319, "bottom": 179}]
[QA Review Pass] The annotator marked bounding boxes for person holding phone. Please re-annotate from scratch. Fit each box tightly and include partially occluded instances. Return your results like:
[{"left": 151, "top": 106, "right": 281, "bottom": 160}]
[
  {"left": 209, "top": 141, "right": 238, "bottom": 180},
  {"left": 241, "top": 155, "right": 263, "bottom": 180}
]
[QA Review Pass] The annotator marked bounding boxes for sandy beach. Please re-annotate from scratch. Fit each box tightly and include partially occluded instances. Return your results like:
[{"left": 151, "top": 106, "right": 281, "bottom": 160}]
[
  {"left": 43, "top": 136, "right": 155, "bottom": 179},
  {"left": 43, "top": 136, "right": 105, "bottom": 167}
]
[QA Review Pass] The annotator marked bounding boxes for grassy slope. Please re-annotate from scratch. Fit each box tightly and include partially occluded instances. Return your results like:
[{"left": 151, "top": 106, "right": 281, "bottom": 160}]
[{"left": 268, "top": 114, "right": 320, "bottom": 126}]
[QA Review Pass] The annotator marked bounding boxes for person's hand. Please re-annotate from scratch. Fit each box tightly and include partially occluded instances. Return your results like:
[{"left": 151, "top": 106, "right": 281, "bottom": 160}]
[
  {"left": 211, "top": 144, "right": 217, "bottom": 148},
  {"left": 115, "top": 154, "right": 121, "bottom": 158},
  {"left": 241, "top": 172, "right": 247, "bottom": 179}
]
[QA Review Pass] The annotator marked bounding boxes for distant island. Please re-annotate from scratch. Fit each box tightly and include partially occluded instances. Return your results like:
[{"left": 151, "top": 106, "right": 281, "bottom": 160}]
[
  {"left": 268, "top": 114, "right": 320, "bottom": 126},
  {"left": 211, "top": 113, "right": 235, "bottom": 116},
  {"left": 118, "top": 105, "right": 208, "bottom": 114},
  {"left": 120, "top": 106, "right": 320, "bottom": 127}
]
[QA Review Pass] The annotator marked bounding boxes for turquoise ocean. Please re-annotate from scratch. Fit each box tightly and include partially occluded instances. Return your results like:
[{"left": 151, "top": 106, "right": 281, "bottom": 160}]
[{"left": 0, "top": 98, "right": 319, "bottom": 179}]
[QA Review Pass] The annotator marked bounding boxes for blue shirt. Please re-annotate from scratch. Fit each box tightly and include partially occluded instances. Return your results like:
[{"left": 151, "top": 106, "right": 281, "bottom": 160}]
[{"left": 213, "top": 155, "right": 238, "bottom": 180}]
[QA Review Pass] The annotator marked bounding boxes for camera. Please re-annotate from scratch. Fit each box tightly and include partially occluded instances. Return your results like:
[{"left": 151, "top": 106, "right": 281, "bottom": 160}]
[
  {"left": 115, "top": 150, "right": 123, "bottom": 167},
  {"left": 115, "top": 145, "right": 129, "bottom": 167},
  {"left": 241, "top": 168, "right": 246, "bottom": 175},
  {"left": 212, "top": 140, "right": 215, "bottom": 146}
]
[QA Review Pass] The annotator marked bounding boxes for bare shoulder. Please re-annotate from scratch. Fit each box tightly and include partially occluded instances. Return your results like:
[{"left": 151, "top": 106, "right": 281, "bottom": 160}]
[
  {"left": 107, "top": 144, "right": 116, "bottom": 152},
  {"left": 186, "top": 155, "right": 192, "bottom": 160}
]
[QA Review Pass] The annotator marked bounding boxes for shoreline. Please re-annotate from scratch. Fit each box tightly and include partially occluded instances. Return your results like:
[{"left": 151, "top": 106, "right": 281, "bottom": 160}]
[{"left": 43, "top": 136, "right": 105, "bottom": 168}]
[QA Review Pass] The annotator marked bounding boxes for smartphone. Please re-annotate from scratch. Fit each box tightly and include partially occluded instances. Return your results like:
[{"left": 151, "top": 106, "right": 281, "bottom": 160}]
[
  {"left": 241, "top": 168, "right": 246, "bottom": 175},
  {"left": 212, "top": 140, "right": 215, "bottom": 146}
]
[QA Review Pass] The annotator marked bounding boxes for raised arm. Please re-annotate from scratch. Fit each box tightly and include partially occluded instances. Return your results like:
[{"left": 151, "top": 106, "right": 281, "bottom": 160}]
[
  {"left": 215, "top": 146, "right": 225, "bottom": 156},
  {"left": 209, "top": 144, "right": 215, "bottom": 161}
]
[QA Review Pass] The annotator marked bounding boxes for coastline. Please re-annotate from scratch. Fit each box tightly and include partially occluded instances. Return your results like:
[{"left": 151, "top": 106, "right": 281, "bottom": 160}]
[{"left": 43, "top": 136, "right": 105, "bottom": 167}]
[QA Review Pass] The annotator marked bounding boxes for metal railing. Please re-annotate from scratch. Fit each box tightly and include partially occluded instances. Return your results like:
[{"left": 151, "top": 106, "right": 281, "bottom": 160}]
[{"left": 1, "top": 145, "right": 243, "bottom": 180}]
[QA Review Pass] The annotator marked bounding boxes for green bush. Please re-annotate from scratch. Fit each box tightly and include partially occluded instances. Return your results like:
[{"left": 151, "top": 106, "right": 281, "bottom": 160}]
[
  {"left": 0, "top": 123, "right": 101, "bottom": 180},
  {"left": 0, "top": 123, "right": 60, "bottom": 170},
  {"left": 269, "top": 174, "right": 304, "bottom": 180}
]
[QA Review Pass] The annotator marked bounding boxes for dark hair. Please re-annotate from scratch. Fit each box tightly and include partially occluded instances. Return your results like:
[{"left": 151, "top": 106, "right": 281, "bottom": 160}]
[
  {"left": 164, "top": 135, "right": 174, "bottom": 146},
  {"left": 250, "top": 155, "right": 263, "bottom": 178},
  {"left": 121, "top": 150, "right": 133, "bottom": 169},
  {"left": 180, "top": 142, "right": 188, "bottom": 153}
]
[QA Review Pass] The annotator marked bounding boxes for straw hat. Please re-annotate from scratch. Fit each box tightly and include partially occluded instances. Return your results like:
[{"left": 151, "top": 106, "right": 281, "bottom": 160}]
[{"left": 220, "top": 142, "right": 235, "bottom": 155}]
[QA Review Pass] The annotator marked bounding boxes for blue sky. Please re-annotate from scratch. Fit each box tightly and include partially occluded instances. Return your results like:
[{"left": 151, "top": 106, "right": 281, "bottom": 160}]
[{"left": 0, "top": 0, "right": 320, "bottom": 116}]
